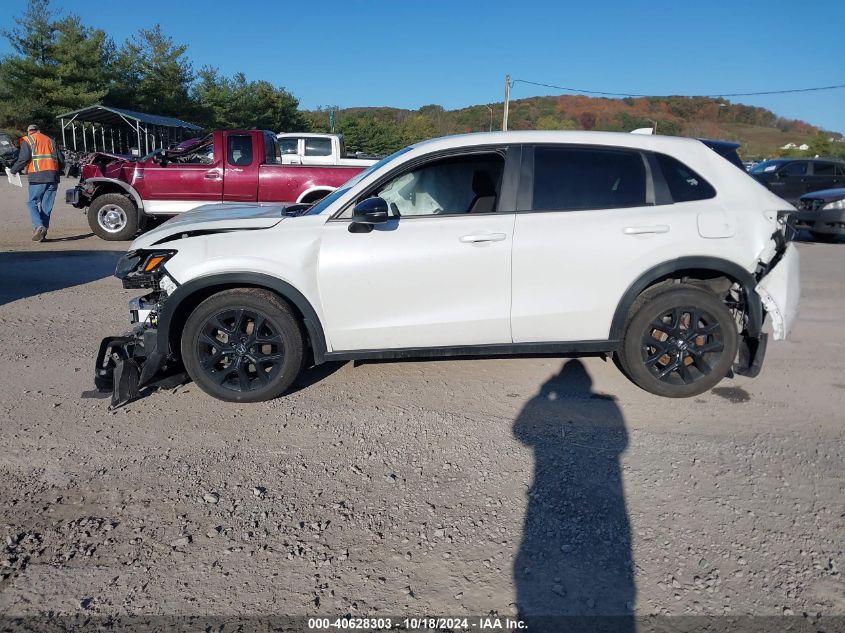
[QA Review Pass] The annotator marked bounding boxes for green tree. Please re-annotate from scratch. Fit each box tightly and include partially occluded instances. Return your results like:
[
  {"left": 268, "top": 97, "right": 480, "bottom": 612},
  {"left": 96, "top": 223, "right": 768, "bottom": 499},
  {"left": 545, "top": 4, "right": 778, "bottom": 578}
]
[
  {"left": 400, "top": 114, "right": 437, "bottom": 145},
  {"left": 111, "top": 24, "right": 194, "bottom": 117},
  {"left": 808, "top": 133, "right": 832, "bottom": 157},
  {"left": 0, "top": 0, "right": 112, "bottom": 134},
  {"left": 534, "top": 115, "right": 577, "bottom": 130}
]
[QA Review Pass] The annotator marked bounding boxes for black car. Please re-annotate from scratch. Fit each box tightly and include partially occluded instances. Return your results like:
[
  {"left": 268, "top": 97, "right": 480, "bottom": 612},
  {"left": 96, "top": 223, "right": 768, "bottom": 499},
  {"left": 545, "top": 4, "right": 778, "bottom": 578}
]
[
  {"left": 0, "top": 132, "right": 18, "bottom": 173},
  {"left": 791, "top": 187, "right": 845, "bottom": 241},
  {"left": 750, "top": 158, "right": 845, "bottom": 204}
]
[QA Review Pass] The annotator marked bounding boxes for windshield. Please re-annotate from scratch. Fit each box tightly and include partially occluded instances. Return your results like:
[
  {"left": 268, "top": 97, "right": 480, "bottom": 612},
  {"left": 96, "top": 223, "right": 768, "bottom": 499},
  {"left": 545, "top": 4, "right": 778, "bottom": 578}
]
[
  {"left": 750, "top": 160, "right": 783, "bottom": 174},
  {"left": 304, "top": 146, "right": 414, "bottom": 215}
]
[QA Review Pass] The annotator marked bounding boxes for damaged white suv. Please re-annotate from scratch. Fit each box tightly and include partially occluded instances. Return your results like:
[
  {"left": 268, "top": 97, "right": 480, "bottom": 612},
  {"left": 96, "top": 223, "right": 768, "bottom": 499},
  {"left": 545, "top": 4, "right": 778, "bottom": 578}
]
[{"left": 96, "top": 131, "right": 800, "bottom": 405}]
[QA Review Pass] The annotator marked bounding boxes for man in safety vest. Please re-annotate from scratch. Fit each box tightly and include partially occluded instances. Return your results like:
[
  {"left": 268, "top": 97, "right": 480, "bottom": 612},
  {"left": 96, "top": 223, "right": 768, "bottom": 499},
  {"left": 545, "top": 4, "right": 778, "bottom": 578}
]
[{"left": 9, "top": 124, "right": 65, "bottom": 242}]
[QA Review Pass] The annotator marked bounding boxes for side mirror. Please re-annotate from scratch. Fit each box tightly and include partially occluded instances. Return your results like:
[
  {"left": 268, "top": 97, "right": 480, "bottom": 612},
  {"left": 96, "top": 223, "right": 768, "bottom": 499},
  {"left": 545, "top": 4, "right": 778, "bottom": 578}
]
[
  {"left": 153, "top": 151, "right": 168, "bottom": 166},
  {"left": 351, "top": 197, "right": 390, "bottom": 225}
]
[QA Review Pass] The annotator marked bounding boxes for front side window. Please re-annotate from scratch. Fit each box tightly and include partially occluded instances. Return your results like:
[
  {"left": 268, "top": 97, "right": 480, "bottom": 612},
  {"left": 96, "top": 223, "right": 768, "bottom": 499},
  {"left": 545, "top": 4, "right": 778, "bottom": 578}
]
[
  {"left": 374, "top": 152, "right": 505, "bottom": 216},
  {"left": 304, "top": 137, "right": 332, "bottom": 157},
  {"left": 279, "top": 137, "right": 299, "bottom": 155},
  {"left": 780, "top": 161, "right": 807, "bottom": 176},
  {"left": 836, "top": 164, "right": 845, "bottom": 177},
  {"left": 532, "top": 147, "right": 646, "bottom": 211},
  {"left": 655, "top": 153, "right": 716, "bottom": 203},
  {"left": 227, "top": 135, "right": 253, "bottom": 166}
]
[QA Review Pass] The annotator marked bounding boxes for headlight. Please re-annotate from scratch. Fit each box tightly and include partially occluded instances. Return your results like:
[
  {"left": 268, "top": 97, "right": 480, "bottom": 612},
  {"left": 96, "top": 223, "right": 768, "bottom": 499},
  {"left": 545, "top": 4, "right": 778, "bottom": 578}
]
[
  {"left": 822, "top": 199, "right": 845, "bottom": 210},
  {"left": 116, "top": 250, "right": 177, "bottom": 289}
]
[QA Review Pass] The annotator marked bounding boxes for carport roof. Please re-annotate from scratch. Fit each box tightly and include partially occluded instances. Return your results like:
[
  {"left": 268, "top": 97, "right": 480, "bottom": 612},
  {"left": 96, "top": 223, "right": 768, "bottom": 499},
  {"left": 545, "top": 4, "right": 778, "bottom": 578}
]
[{"left": 55, "top": 105, "right": 201, "bottom": 131}]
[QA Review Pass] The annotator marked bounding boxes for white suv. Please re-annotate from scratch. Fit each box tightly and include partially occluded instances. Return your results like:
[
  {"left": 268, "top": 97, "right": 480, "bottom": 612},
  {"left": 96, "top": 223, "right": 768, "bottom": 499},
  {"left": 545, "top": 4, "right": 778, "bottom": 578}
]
[{"left": 97, "top": 131, "right": 800, "bottom": 405}]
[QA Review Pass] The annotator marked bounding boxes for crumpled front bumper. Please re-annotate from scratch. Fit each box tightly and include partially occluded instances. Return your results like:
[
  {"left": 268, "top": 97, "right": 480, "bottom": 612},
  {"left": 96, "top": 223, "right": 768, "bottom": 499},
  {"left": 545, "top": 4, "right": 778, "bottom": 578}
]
[
  {"left": 756, "top": 242, "right": 801, "bottom": 341},
  {"left": 790, "top": 208, "right": 845, "bottom": 236},
  {"left": 94, "top": 296, "right": 184, "bottom": 408}
]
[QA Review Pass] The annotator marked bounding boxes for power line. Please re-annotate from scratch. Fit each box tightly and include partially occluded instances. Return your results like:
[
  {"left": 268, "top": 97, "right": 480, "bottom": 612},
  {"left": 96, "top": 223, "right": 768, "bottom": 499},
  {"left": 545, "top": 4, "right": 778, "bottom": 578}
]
[{"left": 510, "top": 79, "right": 845, "bottom": 98}]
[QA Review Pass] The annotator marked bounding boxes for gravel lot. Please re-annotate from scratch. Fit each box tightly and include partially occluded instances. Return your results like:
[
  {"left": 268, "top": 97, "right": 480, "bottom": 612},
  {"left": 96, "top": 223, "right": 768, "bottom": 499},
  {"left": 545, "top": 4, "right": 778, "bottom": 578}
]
[{"left": 0, "top": 177, "right": 843, "bottom": 628}]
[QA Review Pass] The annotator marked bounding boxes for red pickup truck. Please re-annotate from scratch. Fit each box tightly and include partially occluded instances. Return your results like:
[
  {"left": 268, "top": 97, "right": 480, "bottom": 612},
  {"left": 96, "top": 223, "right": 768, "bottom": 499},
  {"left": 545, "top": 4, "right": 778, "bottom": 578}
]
[{"left": 66, "top": 130, "right": 366, "bottom": 240}]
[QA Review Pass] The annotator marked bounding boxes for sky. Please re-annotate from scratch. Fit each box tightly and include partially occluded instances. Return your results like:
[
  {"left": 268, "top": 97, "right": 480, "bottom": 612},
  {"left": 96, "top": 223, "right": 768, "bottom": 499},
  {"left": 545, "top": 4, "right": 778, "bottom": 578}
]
[{"left": 2, "top": 0, "right": 844, "bottom": 133}]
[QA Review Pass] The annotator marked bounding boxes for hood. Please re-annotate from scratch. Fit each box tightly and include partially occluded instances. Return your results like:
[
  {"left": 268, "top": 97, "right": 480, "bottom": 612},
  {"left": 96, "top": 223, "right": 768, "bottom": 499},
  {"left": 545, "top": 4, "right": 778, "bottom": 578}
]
[
  {"left": 130, "top": 203, "right": 287, "bottom": 250},
  {"left": 800, "top": 187, "right": 845, "bottom": 202}
]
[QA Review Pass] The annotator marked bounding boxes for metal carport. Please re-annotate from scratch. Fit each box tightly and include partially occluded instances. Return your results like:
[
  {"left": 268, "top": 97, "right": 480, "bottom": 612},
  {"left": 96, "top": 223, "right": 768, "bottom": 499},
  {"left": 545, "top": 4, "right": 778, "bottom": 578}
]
[{"left": 55, "top": 105, "right": 201, "bottom": 156}]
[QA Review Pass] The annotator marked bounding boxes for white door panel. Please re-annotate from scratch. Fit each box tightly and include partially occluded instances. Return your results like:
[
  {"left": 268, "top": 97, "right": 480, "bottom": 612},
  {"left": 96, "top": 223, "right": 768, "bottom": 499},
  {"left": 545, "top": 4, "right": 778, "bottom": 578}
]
[
  {"left": 319, "top": 214, "right": 515, "bottom": 351},
  {"left": 511, "top": 206, "right": 704, "bottom": 343}
]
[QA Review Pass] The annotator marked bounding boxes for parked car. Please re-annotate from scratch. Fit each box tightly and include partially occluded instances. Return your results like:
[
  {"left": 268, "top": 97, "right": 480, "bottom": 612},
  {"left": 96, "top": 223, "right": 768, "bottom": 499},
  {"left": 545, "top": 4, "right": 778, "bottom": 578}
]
[
  {"left": 750, "top": 158, "right": 845, "bottom": 204},
  {"left": 0, "top": 132, "right": 18, "bottom": 173},
  {"left": 276, "top": 133, "right": 380, "bottom": 167},
  {"left": 65, "top": 130, "right": 368, "bottom": 241},
  {"left": 95, "top": 131, "right": 799, "bottom": 407},
  {"left": 791, "top": 187, "right": 845, "bottom": 241}
]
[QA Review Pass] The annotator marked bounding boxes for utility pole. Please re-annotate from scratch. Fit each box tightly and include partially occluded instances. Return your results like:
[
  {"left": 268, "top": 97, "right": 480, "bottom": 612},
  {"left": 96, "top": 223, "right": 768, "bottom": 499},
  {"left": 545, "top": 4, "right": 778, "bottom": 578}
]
[
  {"left": 503, "top": 74, "right": 510, "bottom": 131},
  {"left": 485, "top": 105, "right": 493, "bottom": 132}
]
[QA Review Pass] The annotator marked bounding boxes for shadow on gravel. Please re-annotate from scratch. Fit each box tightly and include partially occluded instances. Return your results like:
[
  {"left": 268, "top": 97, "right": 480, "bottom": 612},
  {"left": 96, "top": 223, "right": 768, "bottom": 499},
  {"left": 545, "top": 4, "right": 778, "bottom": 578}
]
[
  {"left": 513, "top": 359, "right": 634, "bottom": 632},
  {"left": 0, "top": 250, "right": 122, "bottom": 306}
]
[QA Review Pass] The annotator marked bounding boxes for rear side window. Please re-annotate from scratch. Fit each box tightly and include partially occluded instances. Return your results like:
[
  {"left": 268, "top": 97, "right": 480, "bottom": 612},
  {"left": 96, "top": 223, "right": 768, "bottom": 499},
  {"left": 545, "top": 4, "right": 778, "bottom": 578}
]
[
  {"left": 813, "top": 162, "right": 835, "bottom": 176},
  {"left": 263, "top": 132, "right": 281, "bottom": 164},
  {"left": 532, "top": 147, "right": 647, "bottom": 211},
  {"left": 655, "top": 153, "right": 716, "bottom": 203},
  {"left": 836, "top": 164, "right": 845, "bottom": 177},
  {"left": 304, "top": 137, "right": 332, "bottom": 156}
]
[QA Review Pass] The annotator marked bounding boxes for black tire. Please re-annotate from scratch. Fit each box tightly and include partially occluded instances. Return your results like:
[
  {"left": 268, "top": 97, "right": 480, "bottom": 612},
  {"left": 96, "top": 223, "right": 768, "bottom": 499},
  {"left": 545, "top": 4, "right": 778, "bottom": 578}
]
[
  {"left": 618, "top": 286, "right": 738, "bottom": 398},
  {"left": 181, "top": 289, "right": 305, "bottom": 403},
  {"left": 87, "top": 193, "right": 138, "bottom": 241}
]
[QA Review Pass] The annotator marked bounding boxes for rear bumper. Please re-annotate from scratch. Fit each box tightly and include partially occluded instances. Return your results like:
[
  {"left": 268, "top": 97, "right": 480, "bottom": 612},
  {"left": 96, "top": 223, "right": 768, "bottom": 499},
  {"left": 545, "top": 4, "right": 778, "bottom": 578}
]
[{"left": 755, "top": 243, "right": 800, "bottom": 341}]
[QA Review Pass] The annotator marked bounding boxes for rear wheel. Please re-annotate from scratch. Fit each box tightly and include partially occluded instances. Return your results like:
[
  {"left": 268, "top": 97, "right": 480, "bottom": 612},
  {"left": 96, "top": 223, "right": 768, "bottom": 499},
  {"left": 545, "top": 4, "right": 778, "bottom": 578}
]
[
  {"left": 87, "top": 193, "right": 138, "bottom": 241},
  {"left": 181, "top": 289, "right": 305, "bottom": 403},
  {"left": 618, "top": 286, "right": 738, "bottom": 398}
]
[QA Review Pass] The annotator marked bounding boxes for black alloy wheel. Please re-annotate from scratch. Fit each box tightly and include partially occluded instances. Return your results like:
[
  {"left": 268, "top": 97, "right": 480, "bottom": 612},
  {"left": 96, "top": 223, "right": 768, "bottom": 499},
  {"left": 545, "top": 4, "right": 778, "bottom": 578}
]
[
  {"left": 182, "top": 289, "right": 304, "bottom": 402},
  {"left": 619, "top": 286, "right": 738, "bottom": 398},
  {"left": 197, "top": 308, "right": 285, "bottom": 392}
]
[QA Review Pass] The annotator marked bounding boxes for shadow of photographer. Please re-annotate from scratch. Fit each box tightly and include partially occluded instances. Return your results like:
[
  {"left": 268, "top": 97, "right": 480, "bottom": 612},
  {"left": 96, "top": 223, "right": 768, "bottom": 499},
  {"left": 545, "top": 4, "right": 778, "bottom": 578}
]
[{"left": 513, "top": 359, "right": 634, "bottom": 632}]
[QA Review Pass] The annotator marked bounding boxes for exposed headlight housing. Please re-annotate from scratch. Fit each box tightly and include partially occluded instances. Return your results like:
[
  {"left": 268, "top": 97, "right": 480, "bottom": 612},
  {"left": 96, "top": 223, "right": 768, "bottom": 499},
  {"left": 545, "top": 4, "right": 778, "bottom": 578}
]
[
  {"left": 116, "top": 250, "right": 176, "bottom": 289},
  {"left": 822, "top": 199, "right": 845, "bottom": 210}
]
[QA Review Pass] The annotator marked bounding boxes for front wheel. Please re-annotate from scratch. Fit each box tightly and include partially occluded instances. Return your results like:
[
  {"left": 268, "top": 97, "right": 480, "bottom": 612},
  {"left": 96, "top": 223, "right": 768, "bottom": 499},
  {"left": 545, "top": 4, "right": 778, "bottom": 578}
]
[
  {"left": 87, "top": 193, "right": 138, "bottom": 241},
  {"left": 617, "top": 286, "right": 738, "bottom": 398},
  {"left": 181, "top": 289, "right": 305, "bottom": 403}
]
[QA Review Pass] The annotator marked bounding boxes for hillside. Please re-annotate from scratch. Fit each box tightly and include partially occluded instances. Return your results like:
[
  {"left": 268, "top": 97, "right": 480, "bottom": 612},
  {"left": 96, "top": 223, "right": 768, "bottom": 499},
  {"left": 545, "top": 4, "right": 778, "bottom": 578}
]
[{"left": 303, "top": 95, "right": 842, "bottom": 160}]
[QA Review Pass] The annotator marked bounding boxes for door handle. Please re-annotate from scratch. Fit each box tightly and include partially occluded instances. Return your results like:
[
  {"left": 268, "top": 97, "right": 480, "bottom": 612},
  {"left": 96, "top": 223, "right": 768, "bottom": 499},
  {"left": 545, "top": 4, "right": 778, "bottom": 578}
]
[
  {"left": 204, "top": 170, "right": 222, "bottom": 180},
  {"left": 623, "top": 225, "right": 670, "bottom": 235},
  {"left": 459, "top": 233, "right": 507, "bottom": 243}
]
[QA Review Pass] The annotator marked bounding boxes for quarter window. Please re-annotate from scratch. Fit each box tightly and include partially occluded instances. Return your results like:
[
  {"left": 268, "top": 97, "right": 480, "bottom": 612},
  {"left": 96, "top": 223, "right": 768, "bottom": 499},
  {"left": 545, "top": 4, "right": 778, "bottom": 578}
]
[
  {"left": 374, "top": 152, "right": 505, "bottom": 216},
  {"left": 304, "top": 138, "right": 333, "bottom": 157},
  {"left": 655, "top": 153, "right": 716, "bottom": 203},
  {"left": 532, "top": 147, "right": 646, "bottom": 211}
]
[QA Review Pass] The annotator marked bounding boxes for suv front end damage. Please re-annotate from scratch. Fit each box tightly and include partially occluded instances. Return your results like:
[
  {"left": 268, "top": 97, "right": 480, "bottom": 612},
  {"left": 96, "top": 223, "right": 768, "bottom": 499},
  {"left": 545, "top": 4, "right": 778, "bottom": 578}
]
[
  {"left": 756, "top": 242, "right": 800, "bottom": 341},
  {"left": 95, "top": 250, "right": 185, "bottom": 408}
]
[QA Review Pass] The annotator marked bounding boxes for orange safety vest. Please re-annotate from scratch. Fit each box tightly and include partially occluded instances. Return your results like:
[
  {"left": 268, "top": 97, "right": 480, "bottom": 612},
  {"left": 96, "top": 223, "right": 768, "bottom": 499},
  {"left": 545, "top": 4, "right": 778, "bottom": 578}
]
[{"left": 21, "top": 132, "right": 59, "bottom": 173}]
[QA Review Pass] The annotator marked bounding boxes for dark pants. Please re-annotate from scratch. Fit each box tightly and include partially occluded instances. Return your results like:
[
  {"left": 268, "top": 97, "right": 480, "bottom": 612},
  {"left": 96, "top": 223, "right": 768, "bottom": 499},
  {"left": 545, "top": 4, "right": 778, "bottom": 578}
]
[{"left": 27, "top": 182, "right": 58, "bottom": 230}]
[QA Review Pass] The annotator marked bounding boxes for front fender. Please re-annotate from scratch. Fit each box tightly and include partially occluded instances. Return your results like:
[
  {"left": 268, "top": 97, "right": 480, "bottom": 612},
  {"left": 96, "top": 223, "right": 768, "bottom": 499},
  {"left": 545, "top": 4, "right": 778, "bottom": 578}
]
[
  {"left": 157, "top": 272, "right": 328, "bottom": 365},
  {"left": 86, "top": 177, "right": 144, "bottom": 211}
]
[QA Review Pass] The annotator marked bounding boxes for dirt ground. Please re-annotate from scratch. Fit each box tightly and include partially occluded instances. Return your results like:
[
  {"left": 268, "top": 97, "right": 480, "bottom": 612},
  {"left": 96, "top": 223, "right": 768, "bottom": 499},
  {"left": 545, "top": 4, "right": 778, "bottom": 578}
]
[{"left": 0, "top": 177, "right": 843, "bottom": 628}]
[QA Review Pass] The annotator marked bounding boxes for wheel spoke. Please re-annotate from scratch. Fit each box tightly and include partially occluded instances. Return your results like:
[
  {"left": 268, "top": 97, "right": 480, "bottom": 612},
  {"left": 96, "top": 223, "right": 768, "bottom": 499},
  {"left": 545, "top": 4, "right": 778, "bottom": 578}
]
[
  {"left": 656, "top": 359, "right": 680, "bottom": 380},
  {"left": 236, "top": 365, "right": 250, "bottom": 391},
  {"left": 255, "top": 351, "right": 284, "bottom": 362},
  {"left": 691, "top": 354, "right": 712, "bottom": 375},
  {"left": 678, "top": 361, "right": 694, "bottom": 384},
  {"left": 698, "top": 342, "right": 724, "bottom": 354},
  {"left": 201, "top": 348, "right": 227, "bottom": 369},
  {"left": 213, "top": 368, "right": 234, "bottom": 385}
]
